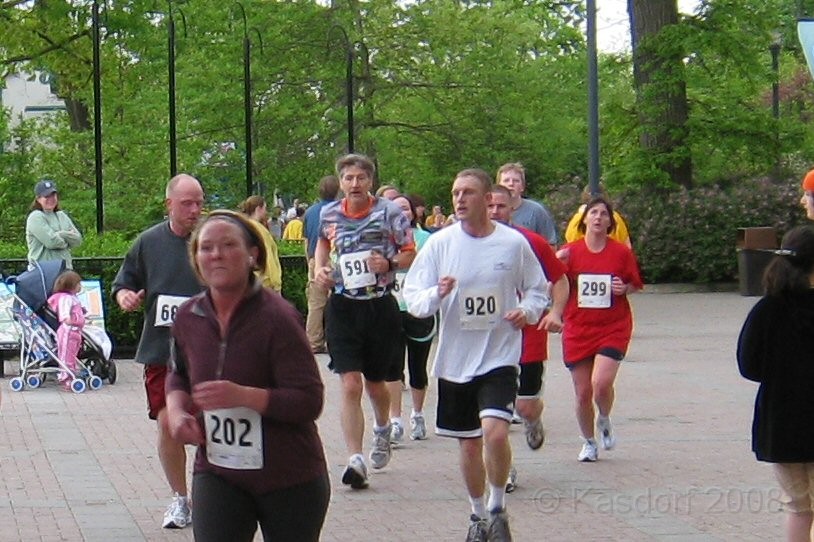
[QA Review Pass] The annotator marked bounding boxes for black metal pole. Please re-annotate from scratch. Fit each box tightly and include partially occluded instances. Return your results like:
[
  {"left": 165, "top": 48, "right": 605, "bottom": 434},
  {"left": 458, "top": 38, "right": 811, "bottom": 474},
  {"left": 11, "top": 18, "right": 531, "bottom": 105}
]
[
  {"left": 92, "top": 0, "right": 104, "bottom": 233},
  {"left": 770, "top": 40, "right": 781, "bottom": 180},
  {"left": 346, "top": 45, "right": 354, "bottom": 154},
  {"left": 244, "top": 36, "right": 253, "bottom": 196},
  {"left": 168, "top": 9, "right": 177, "bottom": 178},
  {"left": 586, "top": 0, "right": 600, "bottom": 196}
]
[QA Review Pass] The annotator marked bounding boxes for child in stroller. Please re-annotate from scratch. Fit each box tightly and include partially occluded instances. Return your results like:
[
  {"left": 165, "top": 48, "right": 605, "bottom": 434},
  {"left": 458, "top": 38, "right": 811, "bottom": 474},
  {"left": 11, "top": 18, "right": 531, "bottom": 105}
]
[
  {"left": 47, "top": 270, "right": 86, "bottom": 391},
  {"left": 4, "top": 260, "right": 116, "bottom": 393}
]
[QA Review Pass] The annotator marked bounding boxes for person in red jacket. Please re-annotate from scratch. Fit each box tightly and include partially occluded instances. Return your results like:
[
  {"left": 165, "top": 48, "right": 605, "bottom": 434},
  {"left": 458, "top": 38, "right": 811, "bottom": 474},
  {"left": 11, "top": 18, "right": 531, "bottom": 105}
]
[
  {"left": 558, "top": 197, "right": 643, "bottom": 463},
  {"left": 166, "top": 210, "right": 329, "bottom": 541}
]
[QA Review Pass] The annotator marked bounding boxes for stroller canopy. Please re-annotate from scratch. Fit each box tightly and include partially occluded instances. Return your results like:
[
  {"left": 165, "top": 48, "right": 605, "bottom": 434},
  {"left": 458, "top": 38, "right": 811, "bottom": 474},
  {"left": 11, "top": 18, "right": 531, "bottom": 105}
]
[{"left": 12, "top": 260, "right": 66, "bottom": 312}]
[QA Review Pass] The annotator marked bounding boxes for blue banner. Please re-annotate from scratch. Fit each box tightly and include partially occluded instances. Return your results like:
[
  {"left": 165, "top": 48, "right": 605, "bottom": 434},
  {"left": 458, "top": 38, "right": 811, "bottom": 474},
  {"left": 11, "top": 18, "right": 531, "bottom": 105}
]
[{"left": 798, "top": 19, "right": 814, "bottom": 78}]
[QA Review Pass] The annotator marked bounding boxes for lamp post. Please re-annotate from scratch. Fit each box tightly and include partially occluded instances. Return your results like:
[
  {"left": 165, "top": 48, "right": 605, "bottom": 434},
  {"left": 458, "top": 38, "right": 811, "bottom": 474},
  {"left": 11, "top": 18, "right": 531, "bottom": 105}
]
[
  {"left": 91, "top": 0, "right": 104, "bottom": 233},
  {"left": 770, "top": 35, "right": 781, "bottom": 180},
  {"left": 328, "top": 25, "right": 355, "bottom": 154},
  {"left": 232, "top": 3, "right": 262, "bottom": 197},
  {"left": 586, "top": 0, "right": 601, "bottom": 196},
  {"left": 167, "top": 2, "right": 185, "bottom": 178}
]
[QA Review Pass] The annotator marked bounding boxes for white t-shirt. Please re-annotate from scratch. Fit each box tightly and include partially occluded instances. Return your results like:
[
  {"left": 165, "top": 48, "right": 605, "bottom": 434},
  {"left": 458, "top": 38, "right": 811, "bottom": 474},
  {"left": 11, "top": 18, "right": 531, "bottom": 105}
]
[{"left": 403, "top": 222, "right": 549, "bottom": 383}]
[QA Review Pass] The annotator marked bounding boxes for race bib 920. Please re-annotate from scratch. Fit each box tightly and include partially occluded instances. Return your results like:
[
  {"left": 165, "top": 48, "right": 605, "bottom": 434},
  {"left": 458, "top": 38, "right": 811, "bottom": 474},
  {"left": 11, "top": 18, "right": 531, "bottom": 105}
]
[{"left": 459, "top": 287, "right": 502, "bottom": 330}]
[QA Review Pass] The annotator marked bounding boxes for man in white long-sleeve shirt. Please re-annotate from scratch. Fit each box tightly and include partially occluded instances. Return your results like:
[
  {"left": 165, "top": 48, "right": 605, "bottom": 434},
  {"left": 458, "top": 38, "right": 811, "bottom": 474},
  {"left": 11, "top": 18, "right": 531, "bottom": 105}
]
[{"left": 403, "top": 168, "right": 548, "bottom": 542}]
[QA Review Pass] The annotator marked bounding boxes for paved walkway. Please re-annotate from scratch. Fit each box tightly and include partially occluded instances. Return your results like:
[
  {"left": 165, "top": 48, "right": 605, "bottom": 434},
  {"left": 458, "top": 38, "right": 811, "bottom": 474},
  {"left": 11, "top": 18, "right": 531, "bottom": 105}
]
[{"left": 0, "top": 292, "right": 782, "bottom": 541}]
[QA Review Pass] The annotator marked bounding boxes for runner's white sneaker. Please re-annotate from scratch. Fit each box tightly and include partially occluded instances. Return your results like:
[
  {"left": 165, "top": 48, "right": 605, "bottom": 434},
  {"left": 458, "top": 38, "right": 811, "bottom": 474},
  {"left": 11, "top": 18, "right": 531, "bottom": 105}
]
[
  {"left": 390, "top": 418, "right": 405, "bottom": 445},
  {"left": 524, "top": 418, "right": 545, "bottom": 450},
  {"left": 410, "top": 412, "right": 427, "bottom": 440},
  {"left": 597, "top": 416, "right": 616, "bottom": 450},
  {"left": 578, "top": 438, "right": 598, "bottom": 462},
  {"left": 505, "top": 465, "right": 518, "bottom": 493},
  {"left": 341, "top": 455, "right": 369, "bottom": 489},
  {"left": 162, "top": 493, "right": 191, "bottom": 529},
  {"left": 370, "top": 424, "right": 392, "bottom": 469}
]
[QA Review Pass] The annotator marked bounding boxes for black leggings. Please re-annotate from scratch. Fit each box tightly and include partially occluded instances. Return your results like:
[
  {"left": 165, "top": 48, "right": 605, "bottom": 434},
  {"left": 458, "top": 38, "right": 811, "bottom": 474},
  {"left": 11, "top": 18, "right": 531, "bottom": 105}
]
[{"left": 192, "top": 471, "right": 330, "bottom": 542}]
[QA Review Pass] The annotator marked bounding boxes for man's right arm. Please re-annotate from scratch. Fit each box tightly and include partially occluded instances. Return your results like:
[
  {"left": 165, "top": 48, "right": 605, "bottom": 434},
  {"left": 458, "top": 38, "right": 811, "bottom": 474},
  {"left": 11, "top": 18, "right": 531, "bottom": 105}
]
[{"left": 112, "top": 237, "right": 146, "bottom": 312}]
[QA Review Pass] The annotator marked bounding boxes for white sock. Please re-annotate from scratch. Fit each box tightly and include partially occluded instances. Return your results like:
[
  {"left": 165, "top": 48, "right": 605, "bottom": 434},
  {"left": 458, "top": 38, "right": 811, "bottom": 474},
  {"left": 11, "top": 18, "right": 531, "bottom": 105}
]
[
  {"left": 411, "top": 409, "right": 423, "bottom": 417},
  {"left": 469, "top": 495, "right": 487, "bottom": 519},
  {"left": 373, "top": 423, "right": 390, "bottom": 433},
  {"left": 390, "top": 416, "right": 403, "bottom": 426},
  {"left": 488, "top": 484, "right": 506, "bottom": 513}
]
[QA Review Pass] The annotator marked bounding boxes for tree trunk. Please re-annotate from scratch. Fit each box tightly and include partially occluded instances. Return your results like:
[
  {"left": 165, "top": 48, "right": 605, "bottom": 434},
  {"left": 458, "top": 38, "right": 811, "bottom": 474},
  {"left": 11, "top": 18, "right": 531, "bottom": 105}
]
[{"left": 629, "top": 0, "right": 692, "bottom": 188}]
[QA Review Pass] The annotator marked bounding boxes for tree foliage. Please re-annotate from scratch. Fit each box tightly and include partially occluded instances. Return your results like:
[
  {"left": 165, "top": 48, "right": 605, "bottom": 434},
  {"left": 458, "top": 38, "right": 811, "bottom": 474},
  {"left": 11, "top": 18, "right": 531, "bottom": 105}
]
[{"left": 0, "top": 0, "right": 813, "bottom": 256}]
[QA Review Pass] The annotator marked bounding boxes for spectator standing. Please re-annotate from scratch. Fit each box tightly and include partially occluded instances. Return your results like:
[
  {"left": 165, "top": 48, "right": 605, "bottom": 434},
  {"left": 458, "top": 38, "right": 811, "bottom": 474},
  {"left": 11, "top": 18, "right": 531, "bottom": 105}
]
[
  {"left": 303, "top": 175, "right": 340, "bottom": 354},
  {"left": 26, "top": 179, "right": 83, "bottom": 269},
  {"left": 282, "top": 207, "right": 305, "bottom": 241},
  {"left": 738, "top": 225, "right": 814, "bottom": 542},
  {"left": 238, "top": 196, "right": 282, "bottom": 292}
]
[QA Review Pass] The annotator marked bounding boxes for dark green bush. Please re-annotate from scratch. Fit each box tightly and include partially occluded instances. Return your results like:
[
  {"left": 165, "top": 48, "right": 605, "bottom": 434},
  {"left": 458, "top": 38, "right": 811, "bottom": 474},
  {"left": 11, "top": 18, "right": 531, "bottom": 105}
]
[{"left": 544, "top": 177, "right": 806, "bottom": 283}]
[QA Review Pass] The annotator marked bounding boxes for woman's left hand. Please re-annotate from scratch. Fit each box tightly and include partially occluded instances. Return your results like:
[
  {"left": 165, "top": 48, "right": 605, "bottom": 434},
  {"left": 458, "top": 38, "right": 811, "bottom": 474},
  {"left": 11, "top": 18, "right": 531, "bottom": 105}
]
[
  {"left": 192, "top": 380, "right": 244, "bottom": 410},
  {"left": 611, "top": 276, "right": 628, "bottom": 296}
]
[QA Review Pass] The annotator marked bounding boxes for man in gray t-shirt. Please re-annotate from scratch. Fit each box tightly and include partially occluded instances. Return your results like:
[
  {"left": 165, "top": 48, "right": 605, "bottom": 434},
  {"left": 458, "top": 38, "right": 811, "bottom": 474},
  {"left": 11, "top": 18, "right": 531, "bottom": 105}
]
[
  {"left": 497, "top": 162, "right": 558, "bottom": 245},
  {"left": 112, "top": 173, "right": 204, "bottom": 530}
]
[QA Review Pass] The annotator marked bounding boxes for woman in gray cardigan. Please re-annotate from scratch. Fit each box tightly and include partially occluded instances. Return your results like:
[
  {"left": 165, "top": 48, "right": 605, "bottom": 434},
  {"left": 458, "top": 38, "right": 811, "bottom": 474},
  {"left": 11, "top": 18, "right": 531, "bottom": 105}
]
[{"left": 25, "top": 179, "right": 82, "bottom": 269}]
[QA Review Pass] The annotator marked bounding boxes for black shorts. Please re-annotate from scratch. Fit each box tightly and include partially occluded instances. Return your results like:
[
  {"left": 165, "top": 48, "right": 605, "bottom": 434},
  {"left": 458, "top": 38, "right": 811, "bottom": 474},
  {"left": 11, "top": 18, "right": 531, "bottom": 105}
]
[
  {"left": 436, "top": 366, "right": 518, "bottom": 439},
  {"left": 325, "top": 293, "right": 402, "bottom": 382},
  {"left": 566, "top": 347, "right": 625, "bottom": 370},
  {"left": 517, "top": 361, "right": 545, "bottom": 399}
]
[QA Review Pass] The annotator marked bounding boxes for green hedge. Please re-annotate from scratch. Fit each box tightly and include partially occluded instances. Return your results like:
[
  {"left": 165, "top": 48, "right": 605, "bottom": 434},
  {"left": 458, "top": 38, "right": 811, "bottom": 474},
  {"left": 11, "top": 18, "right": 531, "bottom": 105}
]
[{"left": 544, "top": 177, "right": 806, "bottom": 283}]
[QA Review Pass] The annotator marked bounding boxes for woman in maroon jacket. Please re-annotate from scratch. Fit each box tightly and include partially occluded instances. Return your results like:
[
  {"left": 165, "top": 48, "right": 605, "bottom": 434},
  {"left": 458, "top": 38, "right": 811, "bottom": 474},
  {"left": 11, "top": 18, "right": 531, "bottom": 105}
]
[{"left": 165, "top": 210, "right": 329, "bottom": 542}]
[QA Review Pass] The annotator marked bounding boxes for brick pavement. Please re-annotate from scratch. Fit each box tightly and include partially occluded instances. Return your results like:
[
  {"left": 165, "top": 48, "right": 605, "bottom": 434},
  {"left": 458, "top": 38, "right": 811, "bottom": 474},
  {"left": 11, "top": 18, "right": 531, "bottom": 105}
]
[{"left": 0, "top": 292, "right": 783, "bottom": 541}]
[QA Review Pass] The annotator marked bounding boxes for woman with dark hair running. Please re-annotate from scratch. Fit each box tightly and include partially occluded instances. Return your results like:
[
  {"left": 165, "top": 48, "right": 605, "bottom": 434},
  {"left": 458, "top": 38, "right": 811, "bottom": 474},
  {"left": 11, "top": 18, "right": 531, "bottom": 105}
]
[{"left": 558, "top": 197, "right": 643, "bottom": 462}]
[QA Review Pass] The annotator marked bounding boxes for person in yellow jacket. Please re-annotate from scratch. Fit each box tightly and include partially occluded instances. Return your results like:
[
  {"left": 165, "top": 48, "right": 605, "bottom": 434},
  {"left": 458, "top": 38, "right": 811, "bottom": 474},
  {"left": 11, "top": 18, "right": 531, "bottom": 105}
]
[
  {"left": 564, "top": 184, "right": 632, "bottom": 248},
  {"left": 238, "top": 196, "right": 283, "bottom": 291},
  {"left": 283, "top": 207, "right": 306, "bottom": 241}
]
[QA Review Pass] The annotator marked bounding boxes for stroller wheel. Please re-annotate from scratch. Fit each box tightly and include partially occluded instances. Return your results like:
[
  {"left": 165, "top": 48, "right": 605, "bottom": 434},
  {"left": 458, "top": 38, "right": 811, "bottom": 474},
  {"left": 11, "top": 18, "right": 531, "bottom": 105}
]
[
  {"left": 9, "top": 377, "right": 24, "bottom": 392},
  {"left": 26, "top": 375, "right": 41, "bottom": 389},
  {"left": 70, "top": 379, "right": 86, "bottom": 394},
  {"left": 88, "top": 375, "right": 103, "bottom": 391},
  {"left": 107, "top": 361, "right": 117, "bottom": 385}
]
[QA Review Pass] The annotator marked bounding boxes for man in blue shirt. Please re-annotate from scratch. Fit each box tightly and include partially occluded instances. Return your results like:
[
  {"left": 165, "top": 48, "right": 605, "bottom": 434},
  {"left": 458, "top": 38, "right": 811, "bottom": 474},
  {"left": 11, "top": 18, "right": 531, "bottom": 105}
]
[{"left": 303, "top": 175, "right": 339, "bottom": 353}]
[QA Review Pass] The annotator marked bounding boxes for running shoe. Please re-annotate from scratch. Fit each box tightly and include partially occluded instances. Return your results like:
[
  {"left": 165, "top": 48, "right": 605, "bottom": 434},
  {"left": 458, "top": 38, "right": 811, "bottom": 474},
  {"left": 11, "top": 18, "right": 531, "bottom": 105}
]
[
  {"left": 390, "top": 419, "right": 405, "bottom": 445},
  {"left": 505, "top": 465, "right": 518, "bottom": 493},
  {"left": 524, "top": 418, "right": 545, "bottom": 450},
  {"left": 578, "top": 438, "right": 598, "bottom": 462},
  {"left": 487, "top": 508, "right": 513, "bottom": 542},
  {"left": 162, "top": 493, "right": 191, "bottom": 529},
  {"left": 597, "top": 416, "right": 616, "bottom": 450},
  {"left": 465, "top": 514, "right": 488, "bottom": 542},
  {"left": 341, "top": 455, "right": 369, "bottom": 489},
  {"left": 410, "top": 412, "right": 427, "bottom": 440},
  {"left": 369, "top": 424, "right": 392, "bottom": 469}
]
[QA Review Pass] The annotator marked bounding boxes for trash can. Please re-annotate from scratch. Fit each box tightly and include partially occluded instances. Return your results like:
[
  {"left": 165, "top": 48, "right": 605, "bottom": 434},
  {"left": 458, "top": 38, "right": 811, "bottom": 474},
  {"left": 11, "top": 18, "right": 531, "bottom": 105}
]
[{"left": 736, "top": 227, "right": 778, "bottom": 296}]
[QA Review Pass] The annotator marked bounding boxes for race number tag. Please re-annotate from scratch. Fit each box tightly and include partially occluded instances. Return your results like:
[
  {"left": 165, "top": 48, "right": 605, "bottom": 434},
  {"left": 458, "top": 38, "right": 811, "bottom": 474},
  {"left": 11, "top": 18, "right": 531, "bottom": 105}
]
[
  {"left": 392, "top": 270, "right": 407, "bottom": 310},
  {"left": 203, "top": 407, "right": 263, "bottom": 470},
  {"left": 154, "top": 294, "right": 189, "bottom": 326},
  {"left": 459, "top": 287, "right": 502, "bottom": 330},
  {"left": 339, "top": 250, "right": 376, "bottom": 289},
  {"left": 577, "top": 274, "right": 612, "bottom": 308}
]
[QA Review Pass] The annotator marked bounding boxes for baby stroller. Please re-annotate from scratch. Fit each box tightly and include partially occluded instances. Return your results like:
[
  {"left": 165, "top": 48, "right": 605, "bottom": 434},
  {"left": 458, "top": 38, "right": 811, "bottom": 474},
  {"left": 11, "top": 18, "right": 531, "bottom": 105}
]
[{"left": 2, "top": 260, "right": 116, "bottom": 393}]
